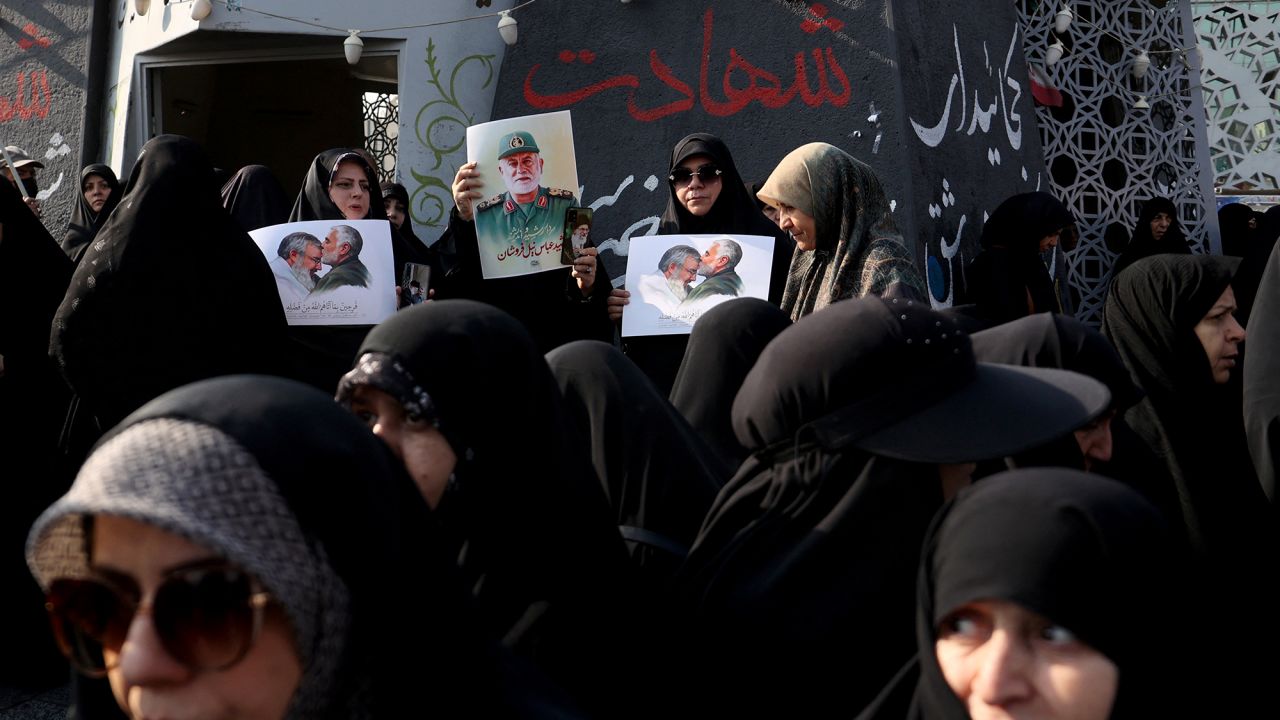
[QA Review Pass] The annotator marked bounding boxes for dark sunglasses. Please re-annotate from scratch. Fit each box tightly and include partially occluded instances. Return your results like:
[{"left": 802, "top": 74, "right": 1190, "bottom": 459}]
[
  {"left": 45, "top": 562, "right": 271, "bottom": 677},
  {"left": 668, "top": 164, "right": 723, "bottom": 187}
]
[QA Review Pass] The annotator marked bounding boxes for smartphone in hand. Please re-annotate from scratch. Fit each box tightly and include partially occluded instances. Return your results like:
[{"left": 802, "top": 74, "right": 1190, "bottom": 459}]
[{"left": 561, "top": 207, "right": 594, "bottom": 266}]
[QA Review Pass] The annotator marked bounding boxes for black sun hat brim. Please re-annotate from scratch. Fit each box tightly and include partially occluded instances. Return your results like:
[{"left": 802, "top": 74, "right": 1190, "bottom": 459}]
[{"left": 854, "top": 364, "right": 1111, "bottom": 465}]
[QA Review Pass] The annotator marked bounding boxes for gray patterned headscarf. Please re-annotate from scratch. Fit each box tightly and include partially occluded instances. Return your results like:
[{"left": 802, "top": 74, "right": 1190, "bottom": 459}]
[
  {"left": 758, "top": 142, "right": 925, "bottom": 321},
  {"left": 27, "top": 418, "right": 353, "bottom": 719}
]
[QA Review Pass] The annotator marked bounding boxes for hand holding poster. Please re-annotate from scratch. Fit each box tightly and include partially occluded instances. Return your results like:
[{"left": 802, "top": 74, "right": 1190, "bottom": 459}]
[
  {"left": 466, "top": 110, "right": 580, "bottom": 279},
  {"left": 250, "top": 219, "right": 397, "bottom": 326},
  {"left": 622, "top": 234, "right": 775, "bottom": 337}
]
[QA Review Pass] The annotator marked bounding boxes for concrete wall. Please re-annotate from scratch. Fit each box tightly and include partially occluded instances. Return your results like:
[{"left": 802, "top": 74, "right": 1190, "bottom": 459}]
[
  {"left": 490, "top": 0, "right": 1047, "bottom": 304},
  {"left": 0, "top": 1, "right": 98, "bottom": 236}
]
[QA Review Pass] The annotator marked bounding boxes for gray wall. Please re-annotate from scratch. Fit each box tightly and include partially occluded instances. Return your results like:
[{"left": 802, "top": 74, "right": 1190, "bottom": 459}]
[
  {"left": 0, "top": 1, "right": 99, "bottom": 237},
  {"left": 490, "top": 0, "right": 1047, "bottom": 305}
]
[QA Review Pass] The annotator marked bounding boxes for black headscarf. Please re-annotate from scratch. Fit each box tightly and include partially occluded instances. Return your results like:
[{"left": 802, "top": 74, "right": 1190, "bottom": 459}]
[
  {"left": 380, "top": 180, "right": 449, "bottom": 293},
  {"left": 545, "top": 340, "right": 726, "bottom": 585},
  {"left": 624, "top": 134, "right": 793, "bottom": 395},
  {"left": 339, "top": 301, "right": 634, "bottom": 715},
  {"left": 0, "top": 171, "right": 76, "bottom": 686},
  {"left": 659, "top": 134, "right": 792, "bottom": 299},
  {"left": 968, "top": 313, "right": 1169, "bottom": 484},
  {"left": 220, "top": 164, "right": 290, "bottom": 233},
  {"left": 1112, "top": 196, "right": 1192, "bottom": 278},
  {"left": 1233, "top": 204, "right": 1280, "bottom": 327},
  {"left": 49, "top": 135, "right": 288, "bottom": 431},
  {"left": 668, "top": 297, "right": 792, "bottom": 470},
  {"left": 28, "top": 375, "right": 584, "bottom": 718},
  {"left": 1101, "top": 254, "right": 1270, "bottom": 556},
  {"left": 1218, "top": 202, "right": 1258, "bottom": 258},
  {"left": 670, "top": 297, "right": 1105, "bottom": 719},
  {"left": 857, "top": 468, "right": 1185, "bottom": 720},
  {"left": 380, "top": 180, "right": 417, "bottom": 240},
  {"left": 285, "top": 150, "right": 407, "bottom": 393},
  {"left": 960, "top": 192, "right": 1073, "bottom": 325},
  {"left": 1245, "top": 240, "right": 1280, "bottom": 501},
  {"left": 61, "top": 164, "right": 122, "bottom": 264}
]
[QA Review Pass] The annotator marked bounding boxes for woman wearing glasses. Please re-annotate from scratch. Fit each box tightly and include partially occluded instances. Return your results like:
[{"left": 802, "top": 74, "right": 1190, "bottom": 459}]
[
  {"left": 756, "top": 141, "right": 924, "bottom": 321},
  {"left": 608, "top": 133, "right": 791, "bottom": 395},
  {"left": 27, "top": 375, "right": 579, "bottom": 719}
]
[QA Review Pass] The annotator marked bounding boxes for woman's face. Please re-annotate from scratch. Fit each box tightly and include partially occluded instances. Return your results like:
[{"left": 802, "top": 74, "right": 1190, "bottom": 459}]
[
  {"left": 1072, "top": 410, "right": 1116, "bottom": 471},
  {"left": 348, "top": 384, "right": 458, "bottom": 508},
  {"left": 776, "top": 203, "right": 818, "bottom": 251},
  {"left": 1149, "top": 212, "right": 1173, "bottom": 241},
  {"left": 1193, "top": 284, "right": 1246, "bottom": 384},
  {"left": 935, "top": 599, "right": 1118, "bottom": 720},
  {"left": 1039, "top": 228, "right": 1062, "bottom": 253},
  {"left": 84, "top": 174, "right": 113, "bottom": 213},
  {"left": 328, "top": 161, "right": 371, "bottom": 220},
  {"left": 384, "top": 197, "right": 406, "bottom": 229},
  {"left": 92, "top": 515, "right": 301, "bottom": 720},
  {"left": 674, "top": 154, "right": 722, "bottom": 217}
]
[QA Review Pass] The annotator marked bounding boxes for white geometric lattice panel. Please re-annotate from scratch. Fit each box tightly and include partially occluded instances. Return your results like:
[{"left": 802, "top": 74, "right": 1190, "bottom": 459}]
[
  {"left": 1193, "top": 2, "right": 1280, "bottom": 190},
  {"left": 1018, "top": 0, "right": 1218, "bottom": 326}
]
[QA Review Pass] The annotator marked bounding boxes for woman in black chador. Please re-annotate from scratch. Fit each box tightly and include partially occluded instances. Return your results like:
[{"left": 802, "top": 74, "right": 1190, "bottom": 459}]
[{"left": 62, "top": 164, "right": 122, "bottom": 264}]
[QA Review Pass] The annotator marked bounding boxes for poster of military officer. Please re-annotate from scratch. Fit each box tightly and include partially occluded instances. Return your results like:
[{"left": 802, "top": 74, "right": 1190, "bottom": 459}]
[
  {"left": 465, "top": 110, "right": 580, "bottom": 279},
  {"left": 622, "top": 233, "right": 776, "bottom": 337},
  {"left": 249, "top": 219, "right": 397, "bottom": 326}
]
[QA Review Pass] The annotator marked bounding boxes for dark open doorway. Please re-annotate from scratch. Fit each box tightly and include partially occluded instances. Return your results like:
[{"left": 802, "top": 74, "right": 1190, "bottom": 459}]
[{"left": 149, "top": 52, "right": 397, "bottom": 199}]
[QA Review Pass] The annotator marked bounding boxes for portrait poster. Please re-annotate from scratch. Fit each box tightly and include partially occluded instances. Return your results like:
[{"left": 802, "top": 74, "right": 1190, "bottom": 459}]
[
  {"left": 466, "top": 109, "right": 580, "bottom": 279},
  {"left": 249, "top": 219, "right": 397, "bottom": 326},
  {"left": 621, "top": 234, "right": 775, "bottom": 338}
]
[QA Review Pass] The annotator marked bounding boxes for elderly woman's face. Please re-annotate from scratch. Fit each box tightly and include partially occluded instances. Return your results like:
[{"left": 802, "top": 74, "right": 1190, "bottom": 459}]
[
  {"left": 348, "top": 384, "right": 458, "bottom": 508},
  {"left": 329, "top": 160, "right": 371, "bottom": 221},
  {"left": 935, "top": 599, "right": 1118, "bottom": 720},
  {"left": 776, "top": 203, "right": 818, "bottom": 251},
  {"left": 91, "top": 515, "right": 301, "bottom": 720}
]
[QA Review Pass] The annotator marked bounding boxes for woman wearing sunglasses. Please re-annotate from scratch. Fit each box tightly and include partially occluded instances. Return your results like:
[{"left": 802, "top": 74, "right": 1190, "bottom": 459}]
[
  {"left": 607, "top": 133, "right": 791, "bottom": 395},
  {"left": 756, "top": 141, "right": 924, "bottom": 321},
  {"left": 27, "top": 375, "right": 578, "bottom": 719}
]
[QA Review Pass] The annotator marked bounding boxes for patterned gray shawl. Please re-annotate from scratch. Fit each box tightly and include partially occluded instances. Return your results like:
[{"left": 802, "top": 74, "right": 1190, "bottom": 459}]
[{"left": 758, "top": 142, "right": 923, "bottom": 321}]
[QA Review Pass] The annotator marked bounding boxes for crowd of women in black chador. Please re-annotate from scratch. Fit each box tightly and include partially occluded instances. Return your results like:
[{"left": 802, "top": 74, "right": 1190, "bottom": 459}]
[{"left": 2, "top": 129, "right": 1278, "bottom": 719}]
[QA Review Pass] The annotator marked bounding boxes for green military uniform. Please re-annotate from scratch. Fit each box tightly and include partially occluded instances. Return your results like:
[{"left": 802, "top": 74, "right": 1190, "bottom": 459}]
[
  {"left": 685, "top": 269, "right": 745, "bottom": 302},
  {"left": 474, "top": 131, "right": 579, "bottom": 277}
]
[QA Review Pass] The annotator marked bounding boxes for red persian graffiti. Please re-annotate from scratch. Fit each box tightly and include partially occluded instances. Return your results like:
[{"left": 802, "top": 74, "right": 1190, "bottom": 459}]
[
  {"left": 800, "top": 4, "right": 845, "bottom": 34},
  {"left": 0, "top": 71, "right": 53, "bottom": 122},
  {"left": 17, "top": 23, "right": 54, "bottom": 51},
  {"left": 524, "top": 8, "right": 851, "bottom": 122}
]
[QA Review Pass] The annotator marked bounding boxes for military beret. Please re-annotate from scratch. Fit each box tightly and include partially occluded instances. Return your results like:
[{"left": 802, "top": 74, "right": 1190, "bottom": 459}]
[{"left": 497, "top": 131, "right": 540, "bottom": 159}]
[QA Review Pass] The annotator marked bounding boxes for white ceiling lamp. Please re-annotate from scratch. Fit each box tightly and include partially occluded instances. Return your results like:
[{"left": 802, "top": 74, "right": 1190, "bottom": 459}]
[
  {"left": 497, "top": 11, "right": 518, "bottom": 46},
  {"left": 1132, "top": 50, "right": 1151, "bottom": 79},
  {"left": 344, "top": 30, "right": 363, "bottom": 65},
  {"left": 1133, "top": 95, "right": 1150, "bottom": 110},
  {"left": 1054, "top": 5, "right": 1074, "bottom": 34},
  {"left": 191, "top": 0, "right": 213, "bottom": 21},
  {"left": 1046, "top": 40, "right": 1065, "bottom": 66},
  {"left": 135, "top": 0, "right": 150, "bottom": 15}
]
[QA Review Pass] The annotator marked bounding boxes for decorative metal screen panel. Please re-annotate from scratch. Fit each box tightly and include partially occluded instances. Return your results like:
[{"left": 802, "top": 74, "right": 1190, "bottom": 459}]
[
  {"left": 363, "top": 91, "right": 400, "bottom": 180},
  {"left": 1017, "top": 1, "right": 1218, "bottom": 326},
  {"left": 1193, "top": 2, "right": 1280, "bottom": 190}
]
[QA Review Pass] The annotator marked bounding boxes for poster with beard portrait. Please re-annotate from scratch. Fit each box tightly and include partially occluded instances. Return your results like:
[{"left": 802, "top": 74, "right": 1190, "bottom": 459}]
[
  {"left": 622, "top": 233, "right": 775, "bottom": 337},
  {"left": 466, "top": 110, "right": 580, "bottom": 279},
  {"left": 249, "top": 219, "right": 396, "bottom": 326}
]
